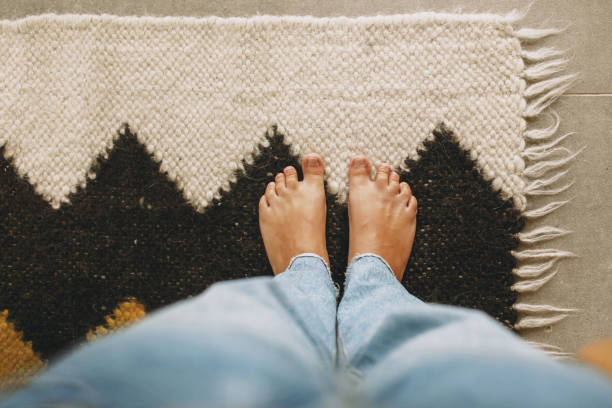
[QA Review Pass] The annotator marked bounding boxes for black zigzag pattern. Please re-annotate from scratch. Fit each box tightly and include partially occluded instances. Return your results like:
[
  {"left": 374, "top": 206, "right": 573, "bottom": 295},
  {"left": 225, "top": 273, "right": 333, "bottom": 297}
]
[{"left": 0, "top": 124, "right": 522, "bottom": 360}]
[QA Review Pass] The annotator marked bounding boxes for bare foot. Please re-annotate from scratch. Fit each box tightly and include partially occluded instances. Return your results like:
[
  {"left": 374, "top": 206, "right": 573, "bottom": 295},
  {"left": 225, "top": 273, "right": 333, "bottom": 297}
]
[
  {"left": 347, "top": 156, "right": 418, "bottom": 281},
  {"left": 258, "top": 154, "right": 330, "bottom": 275}
]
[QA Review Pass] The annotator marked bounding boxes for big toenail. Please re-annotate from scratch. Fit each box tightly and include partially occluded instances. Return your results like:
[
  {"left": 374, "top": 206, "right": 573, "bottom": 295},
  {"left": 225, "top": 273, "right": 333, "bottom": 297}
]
[
  {"left": 307, "top": 157, "right": 320, "bottom": 167},
  {"left": 352, "top": 159, "right": 366, "bottom": 168}
]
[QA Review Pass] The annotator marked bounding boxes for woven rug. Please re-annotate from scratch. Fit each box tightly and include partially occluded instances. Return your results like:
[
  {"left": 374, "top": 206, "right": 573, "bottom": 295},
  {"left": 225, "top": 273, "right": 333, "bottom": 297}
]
[{"left": 0, "top": 12, "right": 578, "bottom": 390}]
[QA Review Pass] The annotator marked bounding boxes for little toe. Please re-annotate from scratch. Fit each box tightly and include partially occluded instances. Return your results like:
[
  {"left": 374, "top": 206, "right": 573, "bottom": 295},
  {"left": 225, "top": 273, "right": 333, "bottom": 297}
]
[
  {"left": 349, "top": 155, "right": 372, "bottom": 184},
  {"left": 275, "top": 173, "right": 287, "bottom": 195},
  {"left": 265, "top": 181, "right": 277, "bottom": 204},
  {"left": 302, "top": 153, "right": 325, "bottom": 183},
  {"left": 259, "top": 194, "right": 269, "bottom": 211},
  {"left": 283, "top": 166, "right": 299, "bottom": 189},
  {"left": 375, "top": 164, "right": 392, "bottom": 186},
  {"left": 407, "top": 195, "right": 418, "bottom": 214}
]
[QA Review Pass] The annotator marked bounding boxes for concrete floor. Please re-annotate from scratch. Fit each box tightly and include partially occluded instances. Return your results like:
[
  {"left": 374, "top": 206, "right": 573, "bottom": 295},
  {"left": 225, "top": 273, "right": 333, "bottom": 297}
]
[{"left": 1, "top": 0, "right": 610, "bottom": 353}]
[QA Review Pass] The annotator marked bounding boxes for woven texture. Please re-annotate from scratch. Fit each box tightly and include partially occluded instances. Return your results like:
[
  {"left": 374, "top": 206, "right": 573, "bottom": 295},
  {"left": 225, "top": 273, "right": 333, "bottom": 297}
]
[
  {"left": 0, "top": 14, "right": 526, "bottom": 213},
  {"left": 1, "top": 12, "right": 579, "bottom": 390}
]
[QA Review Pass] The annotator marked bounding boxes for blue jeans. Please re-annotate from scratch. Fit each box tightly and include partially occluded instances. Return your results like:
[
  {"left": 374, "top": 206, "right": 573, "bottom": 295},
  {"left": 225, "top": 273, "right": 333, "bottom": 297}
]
[{"left": 2, "top": 254, "right": 612, "bottom": 407}]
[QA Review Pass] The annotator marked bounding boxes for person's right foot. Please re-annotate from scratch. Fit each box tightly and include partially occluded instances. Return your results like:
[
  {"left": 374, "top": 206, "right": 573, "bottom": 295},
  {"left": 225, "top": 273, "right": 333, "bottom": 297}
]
[{"left": 347, "top": 156, "right": 418, "bottom": 281}]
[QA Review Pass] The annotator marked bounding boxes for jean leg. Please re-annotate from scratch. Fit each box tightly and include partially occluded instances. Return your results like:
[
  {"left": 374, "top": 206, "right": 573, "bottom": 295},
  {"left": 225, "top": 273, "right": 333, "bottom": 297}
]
[
  {"left": 337, "top": 254, "right": 612, "bottom": 408},
  {"left": 0, "top": 254, "right": 339, "bottom": 408}
]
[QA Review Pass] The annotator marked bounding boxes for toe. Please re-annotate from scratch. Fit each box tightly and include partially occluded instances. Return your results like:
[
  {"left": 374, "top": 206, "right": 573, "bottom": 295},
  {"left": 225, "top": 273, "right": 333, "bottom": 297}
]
[
  {"left": 407, "top": 195, "right": 418, "bottom": 214},
  {"left": 259, "top": 194, "right": 269, "bottom": 211},
  {"left": 400, "top": 181, "right": 412, "bottom": 196},
  {"left": 389, "top": 171, "right": 400, "bottom": 193},
  {"left": 302, "top": 153, "right": 325, "bottom": 183},
  {"left": 265, "top": 181, "right": 277, "bottom": 204},
  {"left": 283, "top": 166, "right": 299, "bottom": 189},
  {"left": 398, "top": 182, "right": 411, "bottom": 204},
  {"left": 275, "top": 173, "right": 287, "bottom": 195},
  {"left": 349, "top": 155, "right": 372, "bottom": 184},
  {"left": 375, "top": 164, "right": 391, "bottom": 186}
]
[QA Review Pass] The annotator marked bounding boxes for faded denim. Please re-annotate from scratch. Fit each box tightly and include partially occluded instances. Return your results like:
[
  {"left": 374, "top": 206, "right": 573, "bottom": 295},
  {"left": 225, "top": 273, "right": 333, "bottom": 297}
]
[{"left": 1, "top": 253, "right": 612, "bottom": 408}]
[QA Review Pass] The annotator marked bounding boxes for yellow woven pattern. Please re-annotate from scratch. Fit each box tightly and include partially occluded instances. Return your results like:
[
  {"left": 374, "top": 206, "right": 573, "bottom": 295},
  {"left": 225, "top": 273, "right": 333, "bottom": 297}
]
[
  {"left": 86, "top": 299, "right": 147, "bottom": 341},
  {"left": 0, "top": 300, "right": 146, "bottom": 391},
  {"left": 0, "top": 310, "right": 46, "bottom": 391}
]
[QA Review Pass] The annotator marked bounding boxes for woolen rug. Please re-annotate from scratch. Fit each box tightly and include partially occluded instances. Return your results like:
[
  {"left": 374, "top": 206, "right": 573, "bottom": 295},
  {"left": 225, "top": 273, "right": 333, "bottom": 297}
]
[{"left": 0, "top": 11, "right": 578, "bottom": 390}]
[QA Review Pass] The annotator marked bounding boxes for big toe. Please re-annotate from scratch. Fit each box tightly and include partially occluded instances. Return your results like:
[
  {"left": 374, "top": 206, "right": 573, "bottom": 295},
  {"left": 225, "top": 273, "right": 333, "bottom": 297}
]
[
  {"left": 349, "top": 155, "right": 372, "bottom": 184},
  {"left": 302, "top": 153, "right": 325, "bottom": 183}
]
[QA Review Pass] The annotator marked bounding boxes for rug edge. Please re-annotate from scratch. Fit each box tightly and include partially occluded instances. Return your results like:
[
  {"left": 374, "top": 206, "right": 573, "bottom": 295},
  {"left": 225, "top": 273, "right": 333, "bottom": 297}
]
[{"left": 511, "top": 16, "right": 580, "bottom": 360}]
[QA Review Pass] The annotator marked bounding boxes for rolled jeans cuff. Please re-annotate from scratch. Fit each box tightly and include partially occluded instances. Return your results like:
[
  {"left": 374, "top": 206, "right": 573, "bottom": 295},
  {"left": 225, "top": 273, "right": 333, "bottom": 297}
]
[
  {"left": 284, "top": 253, "right": 339, "bottom": 298},
  {"left": 347, "top": 253, "right": 396, "bottom": 281}
]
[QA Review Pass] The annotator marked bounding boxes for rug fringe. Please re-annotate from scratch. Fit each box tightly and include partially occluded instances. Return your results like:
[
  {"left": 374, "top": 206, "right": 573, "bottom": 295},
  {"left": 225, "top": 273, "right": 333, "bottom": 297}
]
[
  {"left": 523, "top": 58, "right": 569, "bottom": 81},
  {"left": 524, "top": 171, "right": 572, "bottom": 196},
  {"left": 521, "top": 47, "right": 566, "bottom": 62},
  {"left": 523, "top": 130, "right": 575, "bottom": 153},
  {"left": 522, "top": 146, "right": 571, "bottom": 161},
  {"left": 526, "top": 340, "right": 563, "bottom": 351},
  {"left": 524, "top": 74, "right": 578, "bottom": 118},
  {"left": 524, "top": 110, "right": 561, "bottom": 140},
  {"left": 517, "top": 226, "right": 571, "bottom": 244},
  {"left": 525, "top": 340, "right": 575, "bottom": 359},
  {"left": 524, "top": 169, "right": 568, "bottom": 190},
  {"left": 515, "top": 314, "right": 569, "bottom": 330},
  {"left": 510, "top": 15, "right": 579, "bottom": 354},
  {"left": 514, "top": 26, "right": 567, "bottom": 42},
  {"left": 523, "top": 146, "right": 584, "bottom": 178},
  {"left": 514, "top": 303, "right": 580, "bottom": 314},
  {"left": 522, "top": 198, "right": 572, "bottom": 219},
  {"left": 511, "top": 248, "right": 576, "bottom": 261},
  {"left": 511, "top": 267, "right": 558, "bottom": 292},
  {"left": 513, "top": 259, "right": 558, "bottom": 278}
]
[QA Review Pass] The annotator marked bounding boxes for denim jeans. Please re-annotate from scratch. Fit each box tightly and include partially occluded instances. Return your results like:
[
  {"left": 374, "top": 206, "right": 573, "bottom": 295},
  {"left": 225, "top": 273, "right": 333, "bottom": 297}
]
[{"left": 1, "top": 254, "right": 612, "bottom": 407}]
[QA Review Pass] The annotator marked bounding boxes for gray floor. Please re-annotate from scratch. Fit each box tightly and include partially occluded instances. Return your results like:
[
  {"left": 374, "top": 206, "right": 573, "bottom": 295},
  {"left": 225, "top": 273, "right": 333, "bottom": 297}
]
[{"left": 1, "top": 0, "right": 610, "bottom": 353}]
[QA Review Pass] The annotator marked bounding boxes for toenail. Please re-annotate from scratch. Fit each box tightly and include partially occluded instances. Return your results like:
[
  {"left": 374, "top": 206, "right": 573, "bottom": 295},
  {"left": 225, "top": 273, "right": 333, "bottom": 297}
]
[
  {"left": 351, "top": 158, "right": 366, "bottom": 168},
  {"left": 307, "top": 157, "right": 321, "bottom": 167}
]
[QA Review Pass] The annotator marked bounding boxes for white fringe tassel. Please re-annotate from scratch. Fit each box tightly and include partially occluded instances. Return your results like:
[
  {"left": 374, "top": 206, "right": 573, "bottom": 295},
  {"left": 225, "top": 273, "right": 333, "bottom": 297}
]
[
  {"left": 511, "top": 267, "right": 558, "bottom": 292},
  {"left": 514, "top": 303, "right": 579, "bottom": 314},
  {"left": 524, "top": 170, "right": 571, "bottom": 195},
  {"left": 525, "top": 341, "right": 575, "bottom": 360},
  {"left": 514, "top": 27, "right": 565, "bottom": 41},
  {"left": 522, "top": 58, "right": 569, "bottom": 81},
  {"left": 523, "top": 146, "right": 585, "bottom": 178},
  {"left": 518, "top": 226, "right": 571, "bottom": 244},
  {"left": 512, "top": 17, "right": 579, "bottom": 356},
  {"left": 521, "top": 129, "right": 575, "bottom": 158},
  {"left": 521, "top": 47, "right": 566, "bottom": 62},
  {"left": 515, "top": 314, "right": 569, "bottom": 330},
  {"left": 513, "top": 259, "right": 557, "bottom": 278},
  {"left": 512, "top": 248, "right": 576, "bottom": 261},
  {"left": 525, "top": 110, "right": 560, "bottom": 140},
  {"left": 524, "top": 74, "right": 578, "bottom": 118},
  {"left": 523, "top": 198, "right": 572, "bottom": 219}
]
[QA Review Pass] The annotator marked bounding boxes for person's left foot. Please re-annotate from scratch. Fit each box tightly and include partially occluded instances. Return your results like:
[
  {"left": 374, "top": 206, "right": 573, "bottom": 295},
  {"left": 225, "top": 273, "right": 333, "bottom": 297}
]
[{"left": 258, "top": 154, "right": 329, "bottom": 275}]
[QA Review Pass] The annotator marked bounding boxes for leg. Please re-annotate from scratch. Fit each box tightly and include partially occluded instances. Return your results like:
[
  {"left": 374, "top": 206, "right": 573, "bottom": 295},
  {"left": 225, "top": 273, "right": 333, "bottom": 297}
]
[
  {"left": 0, "top": 256, "right": 337, "bottom": 408},
  {"left": 1, "top": 155, "right": 338, "bottom": 408},
  {"left": 338, "top": 156, "right": 612, "bottom": 407},
  {"left": 340, "top": 255, "right": 612, "bottom": 408}
]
